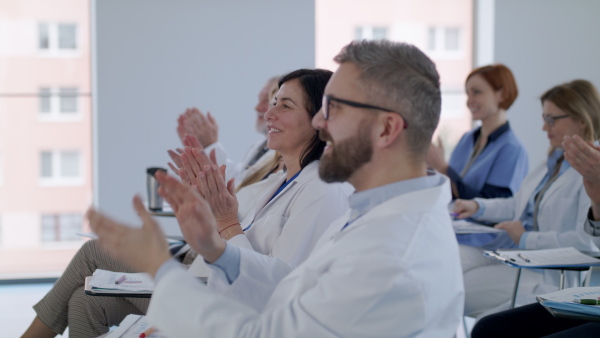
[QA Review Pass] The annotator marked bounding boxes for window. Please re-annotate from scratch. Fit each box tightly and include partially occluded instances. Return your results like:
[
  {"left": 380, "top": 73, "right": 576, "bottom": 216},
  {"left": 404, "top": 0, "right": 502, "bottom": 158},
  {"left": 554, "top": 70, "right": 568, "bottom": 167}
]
[
  {"left": 39, "top": 87, "right": 51, "bottom": 113},
  {"left": 58, "top": 24, "right": 77, "bottom": 49},
  {"left": 441, "top": 91, "right": 466, "bottom": 119},
  {"left": 59, "top": 88, "right": 78, "bottom": 113},
  {"left": 39, "top": 150, "right": 83, "bottom": 185},
  {"left": 38, "top": 22, "right": 78, "bottom": 55},
  {"left": 1, "top": 0, "right": 92, "bottom": 279},
  {"left": 38, "top": 23, "right": 50, "bottom": 49},
  {"left": 355, "top": 26, "right": 388, "bottom": 40},
  {"left": 444, "top": 27, "right": 460, "bottom": 51},
  {"left": 39, "top": 87, "right": 80, "bottom": 119},
  {"left": 427, "top": 26, "right": 463, "bottom": 58},
  {"left": 41, "top": 214, "right": 83, "bottom": 242}
]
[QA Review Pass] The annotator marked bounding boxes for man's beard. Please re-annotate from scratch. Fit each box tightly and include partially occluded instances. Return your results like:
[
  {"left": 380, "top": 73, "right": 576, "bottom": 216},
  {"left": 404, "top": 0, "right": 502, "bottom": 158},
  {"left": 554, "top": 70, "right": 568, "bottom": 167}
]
[{"left": 318, "top": 124, "right": 373, "bottom": 183}]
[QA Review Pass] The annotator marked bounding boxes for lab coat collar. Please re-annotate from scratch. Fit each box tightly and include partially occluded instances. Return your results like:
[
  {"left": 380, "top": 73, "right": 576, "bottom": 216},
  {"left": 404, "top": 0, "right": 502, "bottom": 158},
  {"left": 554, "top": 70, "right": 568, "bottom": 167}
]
[
  {"left": 330, "top": 173, "right": 451, "bottom": 240},
  {"left": 249, "top": 161, "right": 320, "bottom": 221}
]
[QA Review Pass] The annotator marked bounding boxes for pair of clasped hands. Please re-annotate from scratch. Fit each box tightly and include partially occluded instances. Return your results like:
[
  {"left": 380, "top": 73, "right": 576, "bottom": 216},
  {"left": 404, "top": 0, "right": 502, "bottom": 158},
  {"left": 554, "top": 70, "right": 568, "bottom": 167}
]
[
  {"left": 87, "top": 134, "right": 240, "bottom": 277},
  {"left": 452, "top": 199, "right": 526, "bottom": 245}
]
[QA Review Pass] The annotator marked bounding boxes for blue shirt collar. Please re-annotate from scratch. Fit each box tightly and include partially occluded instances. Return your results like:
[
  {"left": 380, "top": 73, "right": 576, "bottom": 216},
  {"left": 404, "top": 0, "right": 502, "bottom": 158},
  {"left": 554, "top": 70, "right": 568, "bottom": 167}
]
[
  {"left": 472, "top": 121, "right": 511, "bottom": 145},
  {"left": 347, "top": 170, "right": 442, "bottom": 222}
]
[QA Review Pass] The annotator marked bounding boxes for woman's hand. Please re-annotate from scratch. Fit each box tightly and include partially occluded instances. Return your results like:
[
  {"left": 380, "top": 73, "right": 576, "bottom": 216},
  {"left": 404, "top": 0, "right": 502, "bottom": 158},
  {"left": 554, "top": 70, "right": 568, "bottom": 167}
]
[
  {"left": 156, "top": 171, "right": 226, "bottom": 263},
  {"left": 427, "top": 138, "right": 448, "bottom": 174},
  {"left": 563, "top": 135, "right": 600, "bottom": 219},
  {"left": 195, "top": 164, "right": 240, "bottom": 230},
  {"left": 494, "top": 220, "right": 526, "bottom": 245},
  {"left": 453, "top": 199, "right": 479, "bottom": 219},
  {"left": 179, "top": 146, "right": 216, "bottom": 188}
]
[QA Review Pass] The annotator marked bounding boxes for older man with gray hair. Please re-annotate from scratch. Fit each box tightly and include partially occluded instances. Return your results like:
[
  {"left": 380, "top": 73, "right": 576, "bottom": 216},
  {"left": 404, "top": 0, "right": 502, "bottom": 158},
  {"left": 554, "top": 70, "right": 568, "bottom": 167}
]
[{"left": 89, "top": 40, "right": 464, "bottom": 337}]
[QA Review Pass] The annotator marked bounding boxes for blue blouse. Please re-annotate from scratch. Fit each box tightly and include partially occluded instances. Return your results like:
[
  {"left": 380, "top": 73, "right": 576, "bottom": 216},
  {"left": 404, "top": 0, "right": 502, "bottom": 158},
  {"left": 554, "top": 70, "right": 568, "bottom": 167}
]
[{"left": 447, "top": 122, "right": 529, "bottom": 199}]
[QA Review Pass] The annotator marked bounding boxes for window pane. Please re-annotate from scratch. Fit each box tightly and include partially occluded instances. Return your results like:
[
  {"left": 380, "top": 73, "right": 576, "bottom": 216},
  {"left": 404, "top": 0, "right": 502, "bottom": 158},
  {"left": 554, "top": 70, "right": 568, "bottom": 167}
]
[
  {"left": 427, "top": 27, "right": 437, "bottom": 50},
  {"left": 59, "top": 87, "right": 78, "bottom": 113},
  {"left": 38, "top": 23, "right": 49, "bottom": 49},
  {"left": 372, "top": 27, "right": 387, "bottom": 40},
  {"left": 354, "top": 26, "right": 364, "bottom": 40},
  {"left": 59, "top": 214, "right": 82, "bottom": 241},
  {"left": 41, "top": 215, "right": 57, "bottom": 242},
  {"left": 58, "top": 24, "right": 77, "bottom": 49},
  {"left": 445, "top": 27, "right": 460, "bottom": 51},
  {"left": 60, "top": 151, "right": 79, "bottom": 177},
  {"left": 39, "top": 87, "right": 51, "bottom": 113},
  {"left": 40, "top": 152, "right": 53, "bottom": 178}
]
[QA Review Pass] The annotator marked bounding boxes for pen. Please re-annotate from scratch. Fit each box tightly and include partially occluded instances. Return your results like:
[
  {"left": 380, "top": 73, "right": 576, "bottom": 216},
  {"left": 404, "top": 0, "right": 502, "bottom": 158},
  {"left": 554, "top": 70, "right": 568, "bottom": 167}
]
[
  {"left": 140, "top": 327, "right": 157, "bottom": 338},
  {"left": 491, "top": 251, "right": 516, "bottom": 262},
  {"left": 450, "top": 212, "right": 459, "bottom": 217},
  {"left": 115, "top": 275, "right": 127, "bottom": 284},
  {"left": 578, "top": 299, "right": 600, "bottom": 305},
  {"left": 518, "top": 253, "right": 531, "bottom": 262}
]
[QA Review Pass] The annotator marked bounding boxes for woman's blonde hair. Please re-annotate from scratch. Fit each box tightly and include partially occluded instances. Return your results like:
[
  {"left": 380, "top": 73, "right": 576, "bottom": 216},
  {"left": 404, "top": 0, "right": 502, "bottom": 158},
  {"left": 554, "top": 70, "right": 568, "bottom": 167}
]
[
  {"left": 541, "top": 79, "right": 600, "bottom": 142},
  {"left": 236, "top": 152, "right": 284, "bottom": 192}
]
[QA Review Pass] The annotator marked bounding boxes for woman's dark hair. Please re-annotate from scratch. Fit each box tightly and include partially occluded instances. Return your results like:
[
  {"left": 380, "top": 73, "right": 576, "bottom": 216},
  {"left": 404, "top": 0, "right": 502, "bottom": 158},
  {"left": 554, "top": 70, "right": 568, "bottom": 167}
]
[{"left": 278, "top": 68, "right": 333, "bottom": 169}]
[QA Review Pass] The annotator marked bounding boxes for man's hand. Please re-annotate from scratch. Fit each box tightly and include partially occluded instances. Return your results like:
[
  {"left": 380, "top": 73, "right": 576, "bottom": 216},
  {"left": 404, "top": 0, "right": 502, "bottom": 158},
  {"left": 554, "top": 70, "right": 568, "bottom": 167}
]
[
  {"left": 494, "top": 220, "right": 526, "bottom": 245},
  {"left": 563, "top": 135, "right": 600, "bottom": 219},
  {"left": 156, "top": 171, "right": 226, "bottom": 263},
  {"left": 177, "top": 108, "right": 219, "bottom": 147},
  {"left": 86, "top": 196, "right": 172, "bottom": 277}
]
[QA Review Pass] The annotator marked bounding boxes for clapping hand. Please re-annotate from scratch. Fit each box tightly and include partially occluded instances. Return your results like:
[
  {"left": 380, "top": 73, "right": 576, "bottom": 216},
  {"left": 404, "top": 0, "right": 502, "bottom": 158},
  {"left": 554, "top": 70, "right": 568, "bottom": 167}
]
[
  {"left": 86, "top": 196, "right": 172, "bottom": 277},
  {"left": 156, "top": 171, "right": 226, "bottom": 262},
  {"left": 564, "top": 135, "right": 600, "bottom": 204},
  {"left": 177, "top": 108, "right": 219, "bottom": 148}
]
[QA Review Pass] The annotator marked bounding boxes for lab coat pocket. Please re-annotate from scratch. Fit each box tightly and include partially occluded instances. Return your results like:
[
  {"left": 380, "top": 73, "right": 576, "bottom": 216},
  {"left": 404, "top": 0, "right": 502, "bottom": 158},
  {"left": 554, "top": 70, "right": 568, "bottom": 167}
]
[{"left": 246, "top": 214, "right": 289, "bottom": 256}]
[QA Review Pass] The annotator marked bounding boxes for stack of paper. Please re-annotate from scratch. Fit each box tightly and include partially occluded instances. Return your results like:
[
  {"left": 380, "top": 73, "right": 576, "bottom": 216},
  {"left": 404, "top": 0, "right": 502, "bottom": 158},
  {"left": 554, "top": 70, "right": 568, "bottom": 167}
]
[
  {"left": 89, "top": 269, "right": 154, "bottom": 294},
  {"left": 484, "top": 247, "right": 600, "bottom": 268},
  {"left": 452, "top": 220, "right": 504, "bottom": 234},
  {"left": 105, "top": 314, "right": 168, "bottom": 338},
  {"left": 538, "top": 287, "right": 600, "bottom": 317}
]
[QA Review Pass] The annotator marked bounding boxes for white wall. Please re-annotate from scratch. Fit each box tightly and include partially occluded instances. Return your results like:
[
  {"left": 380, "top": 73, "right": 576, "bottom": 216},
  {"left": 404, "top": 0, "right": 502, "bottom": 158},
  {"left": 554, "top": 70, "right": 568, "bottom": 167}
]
[
  {"left": 92, "top": 0, "right": 315, "bottom": 222},
  {"left": 491, "top": 0, "right": 600, "bottom": 166}
]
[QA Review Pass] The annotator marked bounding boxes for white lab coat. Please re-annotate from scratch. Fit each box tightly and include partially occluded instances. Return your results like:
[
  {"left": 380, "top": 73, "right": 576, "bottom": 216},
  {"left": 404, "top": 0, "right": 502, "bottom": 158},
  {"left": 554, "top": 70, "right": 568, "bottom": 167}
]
[
  {"left": 147, "top": 174, "right": 464, "bottom": 338},
  {"left": 205, "top": 138, "right": 275, "bottom": 187},
  {"left": 468, "top": 161, "right": 597, "bottom": 307},
  {"left": 474, "top": 161, "right": 595, "bottom": 253},
  {"left": 236, "top": 173, "right": 281, "bottom": 221},
  {"left": 187, "top": 160, "right": 348, "bottom": 278},
  {"left": 228, "top": 160, "right": 349, "bottom": 266}
]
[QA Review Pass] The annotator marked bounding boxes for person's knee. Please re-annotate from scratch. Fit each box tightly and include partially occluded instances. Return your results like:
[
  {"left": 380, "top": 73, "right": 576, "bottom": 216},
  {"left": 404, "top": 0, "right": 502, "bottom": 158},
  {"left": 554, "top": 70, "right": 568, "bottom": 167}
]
[
  {"left": 67, "top": 286, "right": 93, "bottom": 312},
  {"left": 80, "top": 239, "right": 101, "bottom": 254},
  {"left": 471, "top": 315, "right": 499, "bottom": 338}
]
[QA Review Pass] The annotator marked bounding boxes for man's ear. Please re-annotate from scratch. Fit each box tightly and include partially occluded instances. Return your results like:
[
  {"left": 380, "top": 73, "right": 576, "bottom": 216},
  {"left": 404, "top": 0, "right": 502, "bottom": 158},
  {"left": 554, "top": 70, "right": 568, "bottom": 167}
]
[{"left": 375, "top": 113, "right": 404, "bottom": 148}]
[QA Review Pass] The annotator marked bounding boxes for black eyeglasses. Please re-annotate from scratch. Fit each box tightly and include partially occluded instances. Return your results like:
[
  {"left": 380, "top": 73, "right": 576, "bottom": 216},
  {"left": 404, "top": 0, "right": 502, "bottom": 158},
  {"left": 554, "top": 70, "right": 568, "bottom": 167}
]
[
  {"left": 542, "top": 114, "right": 570, "bottom": 127},
  {"left": 322, "top": 95, "right": 408, "bottom": 129}
]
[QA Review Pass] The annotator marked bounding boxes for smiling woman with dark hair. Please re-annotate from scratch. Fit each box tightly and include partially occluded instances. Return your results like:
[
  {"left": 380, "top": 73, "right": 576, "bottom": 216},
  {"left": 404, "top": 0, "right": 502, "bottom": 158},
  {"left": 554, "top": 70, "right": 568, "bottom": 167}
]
[{"left": 22, "top": 69, "right": 349, "bottom": 338}]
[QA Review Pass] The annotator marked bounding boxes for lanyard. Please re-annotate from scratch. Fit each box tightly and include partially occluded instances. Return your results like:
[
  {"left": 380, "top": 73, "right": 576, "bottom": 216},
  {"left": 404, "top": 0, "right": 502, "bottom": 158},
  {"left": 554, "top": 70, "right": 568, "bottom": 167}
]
[{"left": 243, "top": 170, "right": 302, "bottom": 232}]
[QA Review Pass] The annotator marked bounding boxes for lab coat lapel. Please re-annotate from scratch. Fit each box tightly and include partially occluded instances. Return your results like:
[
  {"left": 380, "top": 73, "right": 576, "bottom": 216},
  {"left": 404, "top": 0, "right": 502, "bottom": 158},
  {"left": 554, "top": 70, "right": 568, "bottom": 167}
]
[
  {"left": 248, "top": 173, "right": 287, "bottom": 222},
  {"left": 248, "top": 161, "right": 318, "bottom": 223},
  {"left": 536, "top": 167, "right": 578, "bottom": 209}
]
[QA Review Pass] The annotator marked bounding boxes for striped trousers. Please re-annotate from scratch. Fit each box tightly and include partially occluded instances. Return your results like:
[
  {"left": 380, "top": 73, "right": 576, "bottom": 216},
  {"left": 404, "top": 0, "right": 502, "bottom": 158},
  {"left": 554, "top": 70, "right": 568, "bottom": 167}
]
[{"left": 33, "top": 239, "right": 196, "bottom": 337}]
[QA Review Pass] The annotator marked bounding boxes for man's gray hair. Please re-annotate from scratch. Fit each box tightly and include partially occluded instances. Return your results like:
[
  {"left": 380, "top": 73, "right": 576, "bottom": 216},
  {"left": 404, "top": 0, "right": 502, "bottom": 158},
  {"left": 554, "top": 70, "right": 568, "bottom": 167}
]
[{"left": 334, "top": 40, "right": 441, "bottom": 158}]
